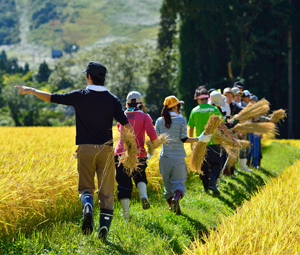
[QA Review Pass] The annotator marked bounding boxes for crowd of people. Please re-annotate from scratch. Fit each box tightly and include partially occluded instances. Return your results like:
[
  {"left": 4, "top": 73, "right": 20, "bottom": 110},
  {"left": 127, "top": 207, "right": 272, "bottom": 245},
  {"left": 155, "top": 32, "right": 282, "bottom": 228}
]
[{"left": 15, "top": 61, "right": 266, "bottom": 242}]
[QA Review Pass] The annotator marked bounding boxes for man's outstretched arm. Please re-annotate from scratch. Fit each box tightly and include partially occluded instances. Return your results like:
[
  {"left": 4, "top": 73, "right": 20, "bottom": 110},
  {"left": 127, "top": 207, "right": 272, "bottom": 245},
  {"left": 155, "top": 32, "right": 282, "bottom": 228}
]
[{"left": 15, "top": 86, "right": 52, "bottom": 102}]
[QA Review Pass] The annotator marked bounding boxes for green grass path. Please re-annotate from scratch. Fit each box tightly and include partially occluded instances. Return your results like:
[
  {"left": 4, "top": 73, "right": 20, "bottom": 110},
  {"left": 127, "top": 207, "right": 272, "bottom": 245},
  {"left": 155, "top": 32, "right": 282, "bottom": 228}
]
[{"left": 1, "top": 142, "right": 300, "bottom": 254}]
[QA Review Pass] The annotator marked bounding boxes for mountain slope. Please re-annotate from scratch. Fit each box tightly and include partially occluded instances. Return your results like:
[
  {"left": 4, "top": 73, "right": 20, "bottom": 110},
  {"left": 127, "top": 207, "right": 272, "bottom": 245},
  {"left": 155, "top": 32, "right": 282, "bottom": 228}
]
[
  {"left": 17, "top": 0, "right": 162, "bottom": 47},
  {"left": 0, "top": 0, "right": 162, "bottom": 69},
  {"left": 0, "top": 0, "right": 20, "bottom": 45}
]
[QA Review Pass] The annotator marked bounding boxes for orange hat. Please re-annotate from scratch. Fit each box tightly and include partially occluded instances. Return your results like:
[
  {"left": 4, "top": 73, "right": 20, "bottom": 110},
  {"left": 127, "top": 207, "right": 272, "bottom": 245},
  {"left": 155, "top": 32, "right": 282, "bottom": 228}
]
[{"left": 163, "top": 96, "right": 184, "bottom": 108}]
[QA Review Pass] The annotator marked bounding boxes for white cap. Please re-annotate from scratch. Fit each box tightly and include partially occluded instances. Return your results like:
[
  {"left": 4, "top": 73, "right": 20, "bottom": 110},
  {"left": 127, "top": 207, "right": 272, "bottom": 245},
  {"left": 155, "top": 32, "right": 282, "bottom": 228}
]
[
  {"left": 243, "top": 90, "right": 251, "bottom": 97},
  {"left": 126, "top": 91, "right": 142, "bottom": 103},
  {"left": 209, "top": 91, "right": 226, "bottom": 108}
]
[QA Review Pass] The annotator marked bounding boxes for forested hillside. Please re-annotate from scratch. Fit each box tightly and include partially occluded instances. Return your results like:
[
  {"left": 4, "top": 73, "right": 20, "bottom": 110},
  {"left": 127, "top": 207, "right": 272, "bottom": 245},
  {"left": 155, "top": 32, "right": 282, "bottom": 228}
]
[
  {"left": 0, "top": 0, "right": 162, "bottom": 47},
  {"left": 0, "top": 0, "right": 20, "bottom": 45}
]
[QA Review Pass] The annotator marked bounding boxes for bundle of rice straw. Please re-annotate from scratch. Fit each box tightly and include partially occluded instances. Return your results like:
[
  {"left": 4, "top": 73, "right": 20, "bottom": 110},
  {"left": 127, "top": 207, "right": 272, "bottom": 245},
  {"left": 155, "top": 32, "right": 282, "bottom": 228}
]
[
  {"left": 190, "top": 114, "right": 223, "bottom": 173},
  {"left": 230, "top": 98, "right": 270, "bottom": 123},
  {"left": 212, "top": 130, "right": 250, "bottom": 149},
  {"left": 269, "top": 109, "right": 287, "bottom": 123},
  {"left": 146, "top": 133, "right": 169, "bottom": 156},
  {"left": 223, "top": 146, "right": 239, "bottom": 167},
  {"left": 233, "top": 122, "right": 278, "bottom": 138},
  {"left": 118, "top": 128, "right": 139, "bottom": 175}
]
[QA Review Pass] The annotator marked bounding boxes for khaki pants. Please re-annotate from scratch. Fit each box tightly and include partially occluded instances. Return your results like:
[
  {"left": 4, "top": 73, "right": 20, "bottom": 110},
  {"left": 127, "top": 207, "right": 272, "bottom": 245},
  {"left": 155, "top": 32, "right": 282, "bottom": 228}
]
[{"left": 77, "top": 144, "right": 115, "bottom": 210}]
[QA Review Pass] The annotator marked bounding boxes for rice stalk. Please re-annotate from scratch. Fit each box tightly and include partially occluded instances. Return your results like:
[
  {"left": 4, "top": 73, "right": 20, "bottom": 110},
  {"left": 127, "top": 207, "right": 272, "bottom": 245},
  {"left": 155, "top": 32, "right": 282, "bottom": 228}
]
[
  {"left": 212, "top": 130, "right": 250, "bottom": 149},
  {"left": 269, "top": 109, "right": 287, "bottom": 123},
  {"left": 223, "top": 146, "right": 240, "bottom": 167},
  {"left": 146, "top": 133, "right": 170, "bottom": 156},
  {"left": 233, "top": 122, "right": 278, "bottom": 138},
  {"left": 230, "top": 98, "right": 270, "bottom": 123},
  {"left": 190, "top": 115, "right": 223, "bottom": 173},
  {"left": 118, "top": 128, "right": 139, "bottom": 175},
  {"left": 185, "top": 155, "right": 300, "bottom": 254}
]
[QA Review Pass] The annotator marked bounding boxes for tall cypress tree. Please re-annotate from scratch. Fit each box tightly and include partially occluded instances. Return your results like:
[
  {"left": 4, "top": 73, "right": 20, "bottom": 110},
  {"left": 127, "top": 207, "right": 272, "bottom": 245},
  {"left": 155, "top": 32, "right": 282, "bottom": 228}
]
[{"left": 177, "top": 16, "right": 202, "bottom": 118}]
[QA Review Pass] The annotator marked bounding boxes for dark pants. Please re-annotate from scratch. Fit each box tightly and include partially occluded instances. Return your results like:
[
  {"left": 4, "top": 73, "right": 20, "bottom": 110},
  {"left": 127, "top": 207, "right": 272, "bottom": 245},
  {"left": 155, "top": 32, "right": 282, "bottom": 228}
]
[
  {"left": 115, "top": 156, "right": 147, "bottom": 200},
  {"left": 200, "top": 145, "right": 223, "bottom": 183}
]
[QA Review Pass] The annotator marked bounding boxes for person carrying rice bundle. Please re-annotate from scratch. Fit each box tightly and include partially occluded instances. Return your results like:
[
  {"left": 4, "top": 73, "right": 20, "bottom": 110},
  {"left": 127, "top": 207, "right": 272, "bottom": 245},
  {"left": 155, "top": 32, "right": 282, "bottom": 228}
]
[
  {"left": 115, "top": 91, "right": 158, "bottom": 220},
  {"left": 155, "top": 96, "right": 210, "bottom": 215},
  {"left": 246, "top": 95, "right": 270, "bottom": 169},
  {"left": 15, "top": 61, "right": 133, "bottom": 242},
  {"left": 189, "top": 88, "right": 238, "bottom": 195},
  {"left": 222, "top": 87, "right": 243, "bottom": 177}
]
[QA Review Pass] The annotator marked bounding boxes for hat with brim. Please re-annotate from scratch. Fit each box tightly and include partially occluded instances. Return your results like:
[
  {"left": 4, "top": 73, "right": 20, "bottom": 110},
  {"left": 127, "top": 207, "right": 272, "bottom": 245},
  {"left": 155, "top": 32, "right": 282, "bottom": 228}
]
[
  {"left": 209, "top": 91, "right": 226, "bottom": 108},
  {"left": 197, "top": 94, "right": 209, "bottom": 99},
  {"left": 250, "top": 95, "right": 258, "bottom": 101},
  {"left": 232, "top": 87, "right": 242, "bottom": 95},
  {"left": 208, "top": 88, "right": 217, "bottom": 94},
  {"left": 242, "top": 90, "right": 250, "bottom": 97},
  {"left": 223, "top": 87, "right": 233, "bottom": 95},
  {"left": 127, "top": 91, "right": 143, "bottom": 103},
  {"left": 233, "top": 81, "right": 244, "bottom": 89},
  {"left": 163, "top": 96, "right": 184, "bottom": 108},
  {"left": 82, "top": 61, "right": 107, "bottom": 79}
]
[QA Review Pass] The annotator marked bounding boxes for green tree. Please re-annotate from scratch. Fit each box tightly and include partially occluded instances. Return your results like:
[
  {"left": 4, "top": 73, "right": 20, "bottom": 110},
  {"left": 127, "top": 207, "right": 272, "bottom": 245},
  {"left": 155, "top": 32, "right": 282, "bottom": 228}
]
[
  {"left": 48, "top": 60, "right": 74, "bottom": 91},
  {"left": 78, "top": 43, "right": 154, "bottom": 106},
  {"left": 145, "top": 47, "right": 179, "bottom": 121},
  {"left": 0, "top": 50, "right": 7, "bottom": 60},
  {"left": 36, "top": 61, "right": 51, "bottom": 83},
  {"left": 157, "top": 0, "right": 177, "bottom": 51},
  {"left": 24, "top": 62, "right": 30, "bottom": 74},
  {"left": 157, "top": 0, "right": 300, "bottom": 137}
]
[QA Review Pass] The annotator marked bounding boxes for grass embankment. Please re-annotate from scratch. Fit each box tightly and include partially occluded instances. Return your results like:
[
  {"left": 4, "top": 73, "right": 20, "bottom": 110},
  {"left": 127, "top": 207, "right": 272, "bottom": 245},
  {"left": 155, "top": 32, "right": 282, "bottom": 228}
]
[
  {"left": 0, "top": 127, "right": 299, "bottom": 254},
  {"left": 186, "top": 140, "right": 300, "bottom": 254}
]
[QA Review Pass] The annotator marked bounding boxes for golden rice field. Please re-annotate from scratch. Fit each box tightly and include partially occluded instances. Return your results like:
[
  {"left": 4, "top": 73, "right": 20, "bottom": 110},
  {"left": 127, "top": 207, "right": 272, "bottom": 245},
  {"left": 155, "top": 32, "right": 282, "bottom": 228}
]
[
  {"left": 0, "top": 127, "right": 78, "bottom": 239},
  {"left": 185, "top": 140, "right": 300, "bottom": 254},
  {"left": 3, "top": 126, "right": 299, "bottom": 254},
  {"left": 0, "top": 126, "right": 193, "bottom": 239}
]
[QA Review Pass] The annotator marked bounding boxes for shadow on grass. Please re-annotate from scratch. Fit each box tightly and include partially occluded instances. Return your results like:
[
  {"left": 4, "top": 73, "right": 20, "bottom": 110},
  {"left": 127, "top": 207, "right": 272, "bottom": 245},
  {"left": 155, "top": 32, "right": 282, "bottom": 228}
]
[
  {"left": 104, "top": 241, "right": 136, "bottom": 255},
  {"left": 131, "top": 214, "right": 184, "bottom": 255},
  {"left": 181, "top": 213, "right": 209, "bottom": 235},
  {"left": 216, "top": 167, "right": 280, "bottom": 210},
  {"left": 185, "top": 170, "right": 270, "bottom": 214}
]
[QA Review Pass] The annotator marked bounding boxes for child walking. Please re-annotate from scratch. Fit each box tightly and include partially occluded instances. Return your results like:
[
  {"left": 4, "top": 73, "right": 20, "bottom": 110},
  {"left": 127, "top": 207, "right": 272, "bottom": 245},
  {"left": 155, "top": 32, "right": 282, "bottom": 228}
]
[
  {"left": 155, "top": 96, "right": 210, "bottom": 215},
  {"left": 115, "top": 91, "right": 158, "bottom": 220}
]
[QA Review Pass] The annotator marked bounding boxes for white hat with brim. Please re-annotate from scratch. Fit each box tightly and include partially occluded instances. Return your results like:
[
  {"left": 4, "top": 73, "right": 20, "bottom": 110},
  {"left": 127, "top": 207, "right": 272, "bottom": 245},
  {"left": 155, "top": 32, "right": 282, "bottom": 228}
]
[
  {"left": 209, "top": 91, "right": 226, "bottom": 108},
  {"left": 127, "top": 91, "right": 143, "bottom": 103},
  {"left": 242, "top": 90, "right": 251, "bottom": 97}
]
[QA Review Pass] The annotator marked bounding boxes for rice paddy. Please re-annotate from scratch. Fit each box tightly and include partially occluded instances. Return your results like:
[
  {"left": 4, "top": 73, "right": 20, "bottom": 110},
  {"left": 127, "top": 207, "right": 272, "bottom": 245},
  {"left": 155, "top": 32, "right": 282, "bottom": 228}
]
[
  {"left": 1, "top": 127, "right": 300, "bottom": 254},
  {"left": 185, "top": 140, "right": 300, "bottom": 254}
]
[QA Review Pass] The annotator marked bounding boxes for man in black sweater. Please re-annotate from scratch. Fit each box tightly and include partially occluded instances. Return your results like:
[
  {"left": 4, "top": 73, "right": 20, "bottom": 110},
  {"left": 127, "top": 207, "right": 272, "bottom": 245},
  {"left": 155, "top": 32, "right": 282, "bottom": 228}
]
[{"left": 15, "top": 61, "right": 133, "bottom": 242}]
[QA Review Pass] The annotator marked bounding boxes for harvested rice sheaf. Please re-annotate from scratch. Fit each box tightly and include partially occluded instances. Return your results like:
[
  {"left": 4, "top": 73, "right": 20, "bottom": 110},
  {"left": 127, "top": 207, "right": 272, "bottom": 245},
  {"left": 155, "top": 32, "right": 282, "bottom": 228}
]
[
  {"left": 118, "top": 128, "right": 139, "bottom": 175},
  {"left": 146, "top": 133, "right": 170, "bottom": 156},
  {"left": 190, "top": 115, "right": 223, "bottom": 173},
  {"left": 212, "top": 130, "right": 250, "bottom": 149},
  {"left": 223, "top": 146, "right": 239, "bottom": 167},
  {"left": 269, "top": 109, "right": 287, "bottom": 123},
  {"left": 233, "top": 122, "right": 278, "bottom": 138},
  {"left": 231, "top": 98, "right": 270, "bottom": 123}
]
